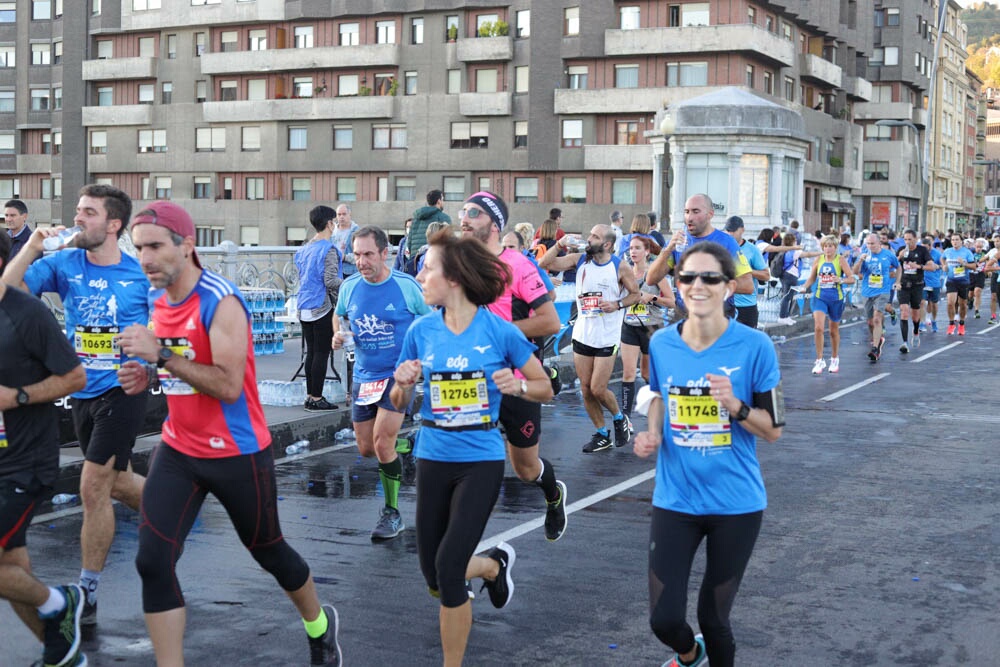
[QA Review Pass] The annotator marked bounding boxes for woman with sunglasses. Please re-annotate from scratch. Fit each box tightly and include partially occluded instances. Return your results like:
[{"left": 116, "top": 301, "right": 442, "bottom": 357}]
[
  {"left": 634, "top": 242, "right": 784, "bottom": 667},
  {"left": 391, "top": 230, "right": 553, "bottom": 667}
]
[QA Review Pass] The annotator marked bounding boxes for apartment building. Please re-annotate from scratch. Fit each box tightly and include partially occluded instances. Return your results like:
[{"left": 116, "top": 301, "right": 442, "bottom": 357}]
[{"left": 4, "top": 0, "right": 873, "bottom": 244}]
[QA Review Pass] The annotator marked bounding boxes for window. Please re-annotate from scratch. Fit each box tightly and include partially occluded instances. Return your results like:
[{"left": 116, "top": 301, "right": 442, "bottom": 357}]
[
  {"left": 865, "top": 124, "right": 892, "bottom": 141},
  {"left": 291, "top": 178, "right": 311, "bottom": 200},
  {"left": 514, "top": 120, "right": 528, "bottom": 148},
  {"left": 193, "top": 176, "right": 212, "bottom": 199},
  {"left": 196, "top": 80, "right": 207, "bottom": 103},
  {"left": 395, "top": 176, "right": 415, "bottom": 200},
  {"left": 874, "top": 8, "right": 884, "bottom": 27},
  {"left": 447, "top": 69, "right": 461, "bottom": 94},
  {"left": 884, "top": 46, "right": 899, "bottom": 66},
  {"left": 196, "top": 226, "right": 223, "bottom": 246},
  {"left": 564, "top": 7, "right": 579, "bottom": 36},
  {"left": 376, "top": 20, "right": 395, "bottom": 44},
  {"left": 782, "top": 22, "right": 792, "bottom": 41},
  {"left": 887, "top": 8, "right": 900, "bottom": 26},
  {"left": 52, "top": 178, "right": 61, "bottom": 199},
  {"left": 138, "top": 37, "right": 154, "bottom": 57},
  {"left": 373, "top": 123, "right": 406, "bottom": 149},
  {"left": 53, "top": 87, "right": 61, "bottom": 109},
  {"left": 40, "top": 178, "right": 52, "bottom": 200},
  {"left": 747, "top": 6, "right": 755, "bottom": 24},
  {"left": 377, "top": 177, "right": 388, "bottom": 201},
  {"left": 738, "top": 154, "right": 768, "bottom": 216},
  {"left": 32, "top": 0, "right": 51, "bottom": 20},
  {"left": 52, "top": 131, "right": 61, "bottom": 154},
  {"left": 40, "top": 133, "right": 51, "bottom": 153},
  {"left": 562, "top": 119, "right": 583, "bottom": 147},
  {"left": 404, "top": 71, "right": 417, "bottom": 95},
  {"left": 97, "top": 86, "right": 112, "bottom": 106},
  {"left": 669, "top": 4, "right": 680, "bottom": 27},
  {"left": 782, "top": 159, "right": 798, "bottom": 213},
  {"left": 30, "top": 88, "right": 49, "bottom": 111},
  {"left": 763, "top": 71, "right": 772, "bottom": 95},
  {"left": 0, "top": 133, "right": 13, "bottom": 154},
  {"left": 562, "top": 177, "right": 586, "bottom": 203},
  {"left": 241, "top": 126, "right": 260, "bottom": 151},
  {"left": 374, "top": 74, "right": 393, "bottom": 96},
  {"left": 0, "top": 46, "right": 13, "bottom": 67},
  {"left": 620, "top": 6, "right": 640, "bottom": 30},
  {"left": 337, "top": 177, "right": 356, "bottom": 201},
  {"left": 784, "top": 76, "right": 795, "bottom": 102},
  {"left": 240, "top": 226, "right": 259, "bottom": 246},
  {"left": 293, "top": 77, "right": 312, "bottom": 98},
  {"left": 53, "top": 40, "right": 61, "bottom": 63},
  {"left": 682, "top": 2, "right": 709, "bottom": 26},
  {"left": 863, "top": 161, "right": 889, "bottom": 181},
  {"left": 97, "top": 41, "right": 112, "bottom": 59},
  {"left": 337, "top": 74, "right": 359, "bottom": 96},
  {"left": 158, "top": 81, "right": 171, "bottom": 104},
  {"left": 476, "top": 68, "right": 498, "bottom": 93},
  {"left": 476, "top": 13, "right": 499, "bottom": 35},
  {"left": 615, "top": 65, "right": 639, "bottom": 88},
  {"left": 222, "top": 177, "right": 232, "bottom": 199},
  {"left": 666, "top": 61, "right": 707, "bottom": 87},
  {"left": 89, "top": 130, "right": 108, "bottom": 155},
  {"left": 478, "top": 177, "right": 490, "bottom": 192},
  {"left": 194, "top": 32, "right": 205, "bottom": 56},
  {"left": 568, "top": 65, "right": 588, "bottom": 89},
  {"left": 515, "top": 66, "right": 529, "bottom": 93},
  {"left": 616, "top": 121, "right": 639, "bottom": 145},
  {"left": 166, "top": 34, "right": 177, "bottom": 59},
  {"left": 612, "top": 179, "right": 637, "bottom": 204},
  {"left": 442, "top": 176, "right": 464, "bottom": 201},
  {"left": 249, "top": 29, "right": 266, "bottom": 51},
  {"left": 333, "top": 125, "right": 353, "bottom": 149},
  {"left": 246, "top": 177, "right": 265, "bottom": 200},
  {"left": 0, "top": 2, "right": 14, "bottom": 22},
  {"left": 132, "top": 0, "right": 161, "bottom": 9},
  {"left": 514, "top": 177, "right": 538, "bottom": 203},
  {"left": 869, "top": 48, "right": 883, "bottom": 65},
  {"left": 450, "top": 121, "right": 489, "bottom": 148},
  {"left": 31, "top": 43, "right": 50, "bottom": 65},
  {"left": 138, "top": 84, "right": 154, "bottom": 104},
  {"left": 340, "top": 23, "right": 359, "bottom": 46},
  {"left": 745, "top": 65, "right": 754, "bottom": 88},
  {"left": 294, "top": 26, "right": 313, "bottom": 48},
  {"left": 220, "top": 31, "right": 238, "bottom": 52},
  {"left": 220, "top": 80, "right": 238, "bottom": 101},
  {"left": 0, "top": 177, "right": 19, "bottom": 198},
  {"left": 247, "top": 79, "right": 266, "bottom": 100},
  {"left": 445, "top": 15, "right": 459, "bottom": 40},
  {"left": 154, "top": 176, "right": 171, "bottom": 199},
  {"left": 138, "top": 129, "right": 167, "bottom": 153},
  {"left": 288, "top": 127, "right": 307, "bottom": 150},
  {"left": 516, "top": 10, "right": 530, "bottom": 37},
  {"left": 411, "top": 17, "right": 423, "bottom": 44},
  {"left": 196, "top": 127, "right": 225, "bottom": 152},
  {"left": 0, "top": 91, "right": 13, "bottom": 112},
  {"left": 685, "top": 153, "right": 729, "bottom": 214}
]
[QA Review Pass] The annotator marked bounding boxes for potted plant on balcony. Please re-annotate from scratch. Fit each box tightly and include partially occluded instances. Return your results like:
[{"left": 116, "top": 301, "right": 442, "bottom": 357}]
[
  {"left": 447, "top": 25, "right": 458, "bottom": 42},
  {"left": 387, "top": 77, "right": 398, "bottom": 96},
  {"left": 493, "top": 20, "right": 510, "bottom": 36},
  {"left": 478, "top": 21, "right": 493, "bottom": 37}
]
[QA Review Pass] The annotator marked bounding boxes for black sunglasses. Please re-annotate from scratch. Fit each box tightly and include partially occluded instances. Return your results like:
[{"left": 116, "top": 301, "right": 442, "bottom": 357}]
[{"left": 676, "top": 271, "right": 728, "bottom": 285}]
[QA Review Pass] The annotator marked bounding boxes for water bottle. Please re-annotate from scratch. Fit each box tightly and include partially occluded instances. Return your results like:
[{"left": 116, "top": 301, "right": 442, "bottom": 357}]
[
  {"left": 42, "top": 227, "right": 82, "bottom": 251},
  {"left": 286, "top": 439, "right": 309, "bottom": 455},
  {"left": 340, "top": 318, "right": 354, "bottom": 352},
  {"left": 52, "top": 493, "right": 77, "bottom": 505}
]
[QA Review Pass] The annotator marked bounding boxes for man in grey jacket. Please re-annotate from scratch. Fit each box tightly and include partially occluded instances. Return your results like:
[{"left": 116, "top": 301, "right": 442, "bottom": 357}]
[{"left": 404, "top": 190, "right": 450, "bottom": 275}]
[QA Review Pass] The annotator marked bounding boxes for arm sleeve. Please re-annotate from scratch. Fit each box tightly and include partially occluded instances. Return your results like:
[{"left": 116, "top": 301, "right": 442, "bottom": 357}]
[{"left": 399, "top": 274, "right": 432, "bottom": 316}]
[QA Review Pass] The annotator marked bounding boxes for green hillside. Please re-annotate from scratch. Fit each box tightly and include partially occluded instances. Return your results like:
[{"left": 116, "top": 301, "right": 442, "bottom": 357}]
[{"left": 963, "top": 2, "right": 1000, "bottom": 47}]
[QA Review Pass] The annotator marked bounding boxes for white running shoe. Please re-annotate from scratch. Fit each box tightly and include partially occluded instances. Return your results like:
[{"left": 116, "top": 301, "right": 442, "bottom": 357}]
[
  {"left": 776, "top": 316, "right": 796, "bottom": 326},
  {"left": 811, "top": 358, "right": 827, "bottom": 374},
  {"left": 828, "top": 357, "right": 840, "bottom": 373}
]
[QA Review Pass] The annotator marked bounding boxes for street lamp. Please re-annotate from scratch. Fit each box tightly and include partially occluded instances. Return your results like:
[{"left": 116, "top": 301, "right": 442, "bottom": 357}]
[
  {"left": 875, "top": 118, "right": 927, "bottom": 233},
  {"left": 658, "top": 109, "right": 676, "bottom": 226}
]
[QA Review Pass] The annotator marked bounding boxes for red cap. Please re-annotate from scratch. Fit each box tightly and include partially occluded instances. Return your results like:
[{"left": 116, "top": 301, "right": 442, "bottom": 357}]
[{"left": 132, "top": 201, "right": 201, "bottom": 268}]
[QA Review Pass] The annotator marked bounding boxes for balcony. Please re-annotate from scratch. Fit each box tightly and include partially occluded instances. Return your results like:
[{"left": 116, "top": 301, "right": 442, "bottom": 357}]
[
  {"left": 122, "top": 0, "right": 285, "bottom": 32},
  {"left": 843, "top": 75, "right": 872, "bottom": 101},
  {"left": 16, "top": 154, "right": 52, "bottom": 174},
  {"left": 82, "top": 104, "right": 153, "bottom": 126},
  {"left": 200, "top": 44, "right": 401, "bottom": 75},
  {"left": 853, "top": 101, "right": 913, "bottom": 122},
  {"left": 82, "top": 57, "right": 157, "bottom": 81},
  {"left": 605, "top": 25, "right": 795, "bottom": 68},
  {"left": 911, "top": 107, "right": 928, "bottom": 129},
  {"left": 202, "top": 95, "right": 394, "bottom": 122},
  {"left": 456, "top": 36, "right": 513, "bottom": 62},
  {"left": 583, "top": 144, "right": 652, "bottom": 171},
  {"left": 554, "top": 85, "right": 716, "bottom": 114},
  {"left": 799, "top": 53, "right": 841, "bottom": 89},
  {"left": 458, "top": 92, "right": 511, "bottom": 116}
]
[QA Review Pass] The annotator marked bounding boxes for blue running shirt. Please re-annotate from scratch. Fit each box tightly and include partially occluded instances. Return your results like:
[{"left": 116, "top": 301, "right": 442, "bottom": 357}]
[
  {"left": 942, "top": 246, "right": 974, "bottom": 283},
  {"left": 858, "top": 249, "right": 899, "bottom": 297}
]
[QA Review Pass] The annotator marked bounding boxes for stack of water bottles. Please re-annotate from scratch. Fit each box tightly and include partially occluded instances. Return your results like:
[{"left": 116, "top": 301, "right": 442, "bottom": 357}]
[
  {"left": 257, "top": 379, "right": 346, "bottom": 407},
  {"left": 244, "top": 288, "right": 286, "bottom": 356}
]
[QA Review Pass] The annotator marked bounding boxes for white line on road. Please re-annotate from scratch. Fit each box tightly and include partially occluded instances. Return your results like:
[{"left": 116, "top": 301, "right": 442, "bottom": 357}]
[
  {"left": 975, "top": 324, "right": 1000, "bottom": 335},
  {"left": 817, "top": 373, "right": 891, "bottom": 402},
  {"left": 911, "top": 341, "right": 962, "bottom": 363},
  {"left": 476, "top": 468, "right": 656, "bottom": 552}
]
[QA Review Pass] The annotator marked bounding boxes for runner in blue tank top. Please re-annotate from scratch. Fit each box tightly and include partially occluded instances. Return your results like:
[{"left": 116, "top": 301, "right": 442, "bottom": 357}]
[{"left": 799, "top": 235, "right": 855, "bottom": 374}]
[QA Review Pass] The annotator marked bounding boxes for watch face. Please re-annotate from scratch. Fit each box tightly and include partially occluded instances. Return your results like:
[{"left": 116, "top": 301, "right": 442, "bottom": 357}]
[{"left": 16, "top": 389, "right": 29, "bottom": 406}]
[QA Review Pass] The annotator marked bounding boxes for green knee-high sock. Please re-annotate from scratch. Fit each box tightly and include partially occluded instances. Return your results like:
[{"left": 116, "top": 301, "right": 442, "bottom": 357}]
[{"left": 378, "top": 457, "right": 403, "bottom": 510}]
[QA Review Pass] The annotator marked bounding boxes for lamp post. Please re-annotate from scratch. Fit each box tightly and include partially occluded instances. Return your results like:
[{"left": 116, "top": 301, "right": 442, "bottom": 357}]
[
  {"left": 658, "top": 109, "right": 676, "bottom": 227},
  {"left": 875, "top": 118, "right": 927, "bottom": 233}
]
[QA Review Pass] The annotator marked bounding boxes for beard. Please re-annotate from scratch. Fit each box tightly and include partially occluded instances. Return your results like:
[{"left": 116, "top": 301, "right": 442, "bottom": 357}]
[{"left": 585, "top": 243, "right": 601, "bottom": 257}]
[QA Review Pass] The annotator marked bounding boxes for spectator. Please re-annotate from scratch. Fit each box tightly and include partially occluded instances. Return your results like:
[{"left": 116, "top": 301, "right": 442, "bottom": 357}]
[{"left": 406, "top": 190, "right": 451, "bottom": 274}]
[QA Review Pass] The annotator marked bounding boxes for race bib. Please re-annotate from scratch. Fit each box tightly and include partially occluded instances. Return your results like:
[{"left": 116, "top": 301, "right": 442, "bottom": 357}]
[
  {"left": 578, "top": 292, "right": 603, "bottom": 318},
  {"left": 0, "top": 412, "right": 7, "bottom": 449},
  {"left": 355, "top": 377, "right": 390, "bottom": 406},
  {"left": 156, "top": 337, "right": 198, "bottom": 395},
  {"left": 667, "top": 386, "right": 731, "bottom": 450},
  {"left": 819, "top": 273, "right": 837, "bottom": 289},
  {"left": 868, "top": 274, "right": 883, "bottom": 288},
  {"left": 624, "top": 302, "right": 649, "bottom": 326},
  {"left": 74, "top": 325, "right": 122, "bottom": 370},
  {"left": 953, "top": 265, "right": 965, "bottom": 277},
  {"left": 428, "top": 370, "right": 490, "bottom": 427}
]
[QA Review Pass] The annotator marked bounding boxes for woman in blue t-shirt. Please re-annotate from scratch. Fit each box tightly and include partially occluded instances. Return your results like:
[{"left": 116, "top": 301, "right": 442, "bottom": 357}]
[
  {"left": 634, "top": 242, "right": 785, "bottom": 667},
  {"left": 391, "top": 231, "right": 552, "bottom": 666}
]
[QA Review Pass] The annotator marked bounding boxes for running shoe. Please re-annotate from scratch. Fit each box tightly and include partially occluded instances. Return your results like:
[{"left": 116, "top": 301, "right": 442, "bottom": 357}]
[
  {"left": 480, "top": 542, "right": 516, "bottom": 609},
  {"left": 775, "top": 316, "right": 796, "bottom": 326},
  {"left": 975, "top": 310, "right": 981, "bottom": 319},
  {"left": 958, "top": 324, "right": 966, "bottom": 335},
  {"left": 661, "top": 633, "right": 707, "bottom": 667},
  {"left": 41, "top": 584, "right": 85, "bottom": 667},
  {"left": 811, "top": 358, "right": 826, "bottom": 374},
  {"left": 889, "top": 309, "right": 898, "bottom": 325},
  {"left": 370, "top": 507, "right": 404, "bottom": 541},
  {"left": 582, "top": 432, "right": 613, "bottom": 453},
  {"left": 912, "top": 333, "right": 921, "bottom": 348},
  {"left": 899, "top": 341, "right": 909, "bottom": 354},
  {"left": 613, "top": 415, "right": 633, "bottom": 447},
  {"left": 991, "top": 314, "right": 998, "bottom": 324},
  {"left": 304, "top": 397, "right": 337, "bottom": 412},
  {"left": 308, "top": 604, "right": 341, "bottom": 666},
  {"left": 544, "top": 364, "right": 562, "bottom": 396},
  {"left": 79, "top": 598, "right": 96, "bottom": 628},
  {"left": 867, "top": 346, "right": 878, "bottom": 362},
  {"left": 931, "top": 321, "right": 938, "bottom": 333},
  {"left": 947, "top": 323, "right": 956, "bottom": 335},
  {"left": 828, "top": 357, "right": 840, "bottom": 373},
  {"left": 544, "top": 480, "right": 568, "bottom": 542}
]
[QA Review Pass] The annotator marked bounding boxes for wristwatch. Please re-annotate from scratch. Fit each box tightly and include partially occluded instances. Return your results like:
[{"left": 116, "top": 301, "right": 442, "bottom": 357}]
[
  {"left": 156, "top": 346, "right": 176, "bottom": 368},
  {"left": 734, "top": 401, "right": 751, "bottom": 422},
  {"left": 617, "top": 300, "right": 624, "bottom": 310},
  {"left": 15, "top": 387, "right": 29, "bottom": 406},
  {"left": 519, "top": 380, "right": 528, "bottom": 396}
]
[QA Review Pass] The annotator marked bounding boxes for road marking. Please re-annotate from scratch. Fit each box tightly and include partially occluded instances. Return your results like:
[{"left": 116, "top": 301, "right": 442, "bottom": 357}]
[
  {"left": 935, "top": 413, "right": 1000, "bottom": 424},
  {"left": 975, "top": 324, "right": 1000, "bottom": 335},
  {"left": 817, "top": 373, "right": 890, "bottom": 402},
  {"left": 911, "top": 341, "right": 962, "bottom": 363},
  {"left": 476, "top": 468, "right": 657, "bottom": 552}
]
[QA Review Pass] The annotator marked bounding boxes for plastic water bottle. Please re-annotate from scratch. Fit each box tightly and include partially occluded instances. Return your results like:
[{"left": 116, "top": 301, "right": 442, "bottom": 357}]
[
  {"left": 340, "top": 318, "right": 355, "bottom": 352},
  {"left": 51, "top": 493, "right": 77, "bottom": 505},
  {"left": 286, "top": 440, "right": 309, "bottom": 455},
  {"left": 42, "top": 227, "right": 82, "bottom": 251}
]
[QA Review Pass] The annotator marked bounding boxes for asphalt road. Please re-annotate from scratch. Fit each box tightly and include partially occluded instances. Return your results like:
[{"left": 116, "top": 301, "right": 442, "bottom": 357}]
[{"left": 5, "top": 314, "right": 999, "bottom": 666}]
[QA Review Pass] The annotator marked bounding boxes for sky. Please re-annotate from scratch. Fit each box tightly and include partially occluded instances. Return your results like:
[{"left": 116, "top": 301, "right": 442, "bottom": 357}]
[{"left": 957, "top": 0, "right": 997, "bottom": 7}]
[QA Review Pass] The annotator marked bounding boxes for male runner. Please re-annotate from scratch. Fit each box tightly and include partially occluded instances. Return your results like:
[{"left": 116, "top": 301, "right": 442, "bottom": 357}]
[
  {"left": 895, "top": 229, "right": 936, "bottom": 352},
  {"left": 941, "top": 233, "right": 976, "bottom": 335},
  {"left": 920, "top": 237, "right": 943, "bottom": 332},
  {"left": 853, "top": 233, "right": 899, "bottom": 362},
  {"left": 333, "top": 226, "right": 430, "bottom": 540}
]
